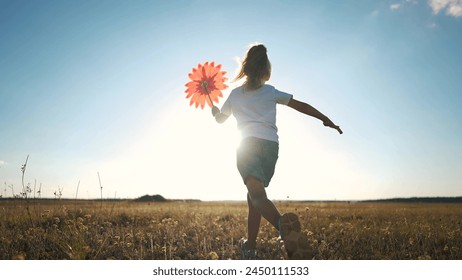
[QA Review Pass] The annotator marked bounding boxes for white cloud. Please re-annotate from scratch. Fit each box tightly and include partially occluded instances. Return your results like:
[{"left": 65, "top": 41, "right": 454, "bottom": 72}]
[
  {"left": 428, "top": 0, "right": 462, "bottom": 17},
  {"left": 447, "top": 1, "right": 462, "bottom": 15},
  {"left": 390, "top": 3, "right": 402, "bottom": 10},
  {"left": 0, "top": 160, "right": 5, "bottom": 166},
  {"left": 389, "top": 1, "right": 417, "bottom": 12},
  {"left": 429, "top": 0, "right": 449, "bottom": 14}
]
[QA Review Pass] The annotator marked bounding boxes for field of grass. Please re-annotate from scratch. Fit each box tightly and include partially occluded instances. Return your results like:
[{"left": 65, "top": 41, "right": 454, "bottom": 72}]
[{"left": 0, "top": 199, "right": 460, "bottom": 260}]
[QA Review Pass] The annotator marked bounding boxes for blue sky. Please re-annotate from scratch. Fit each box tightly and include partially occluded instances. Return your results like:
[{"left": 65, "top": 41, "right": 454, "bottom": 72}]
[{"left": 1, "top": 0, "right": 461, "bottom": 201}]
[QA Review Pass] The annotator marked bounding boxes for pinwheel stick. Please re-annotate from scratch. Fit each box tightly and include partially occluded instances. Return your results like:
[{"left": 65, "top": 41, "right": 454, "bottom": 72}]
[{"left": 201, "top": 81, "right": 214, "bottom": 107}]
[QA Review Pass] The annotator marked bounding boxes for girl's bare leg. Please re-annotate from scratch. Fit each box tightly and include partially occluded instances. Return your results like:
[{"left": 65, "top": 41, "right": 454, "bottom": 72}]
[
  {"left": 245, "top": 176, "right": 281, "bottom": 230},
  {"left": 246, "top": 192, "right": 262, "bottom": 250}
]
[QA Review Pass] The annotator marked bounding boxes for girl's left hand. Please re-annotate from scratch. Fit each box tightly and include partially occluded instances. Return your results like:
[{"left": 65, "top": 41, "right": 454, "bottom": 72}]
[{"left": 211, "top": 105, "right": 220, "bottom": 117}]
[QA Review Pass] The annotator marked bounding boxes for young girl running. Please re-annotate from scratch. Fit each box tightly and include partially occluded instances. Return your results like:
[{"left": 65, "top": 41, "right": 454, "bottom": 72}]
[{"left": 212, "top": 44, "right": 342, "bottom": 259}]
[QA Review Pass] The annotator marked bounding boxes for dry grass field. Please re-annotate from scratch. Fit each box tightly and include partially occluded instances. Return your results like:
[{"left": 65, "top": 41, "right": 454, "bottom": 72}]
[{"left": 0, "top": 199, "right": 460, "bottom": 260}]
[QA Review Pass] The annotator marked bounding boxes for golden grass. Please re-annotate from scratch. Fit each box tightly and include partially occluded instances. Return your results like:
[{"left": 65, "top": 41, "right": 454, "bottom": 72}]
[{"left": 0, "top": 200, "right": 460, "bottom": 260}]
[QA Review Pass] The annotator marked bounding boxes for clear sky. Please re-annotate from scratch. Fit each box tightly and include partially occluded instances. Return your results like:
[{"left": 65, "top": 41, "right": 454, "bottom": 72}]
[{"left": 1, "top": 0, "right": 461, "bottom": 201}]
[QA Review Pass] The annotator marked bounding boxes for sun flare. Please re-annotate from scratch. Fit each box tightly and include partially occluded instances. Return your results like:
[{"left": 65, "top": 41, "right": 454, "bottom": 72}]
[{"left": 87, "top": 97, "right": 242, "bottom": 200}]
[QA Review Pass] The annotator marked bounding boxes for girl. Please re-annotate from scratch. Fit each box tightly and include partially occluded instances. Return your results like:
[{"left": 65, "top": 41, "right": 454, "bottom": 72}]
[{"left": 212, "top": 44, "right": 342, "bottom": 259}]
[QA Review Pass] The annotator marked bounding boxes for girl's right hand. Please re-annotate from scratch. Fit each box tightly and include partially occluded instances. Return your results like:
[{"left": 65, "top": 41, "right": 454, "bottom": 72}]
[{"left": 323, "top": 120, "right": 343, "bottom": 134}]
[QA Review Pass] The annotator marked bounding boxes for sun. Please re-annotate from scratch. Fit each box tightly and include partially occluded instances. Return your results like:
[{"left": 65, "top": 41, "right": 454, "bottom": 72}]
[{"left": 90, "top": 97, "right": 243, "bottom": 200}]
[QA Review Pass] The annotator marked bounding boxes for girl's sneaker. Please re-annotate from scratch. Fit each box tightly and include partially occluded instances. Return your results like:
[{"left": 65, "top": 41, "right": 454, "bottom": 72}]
[
  {"left": 239, "top": 239, "right": 257, "bottom": 260},
  {"left": 278, "top": 213, "right": 313, "bottom": 260}
]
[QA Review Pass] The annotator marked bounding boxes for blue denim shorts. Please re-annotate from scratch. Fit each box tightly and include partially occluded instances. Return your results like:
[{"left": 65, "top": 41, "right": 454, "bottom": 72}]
[{"left": 236, "top": 137, "right": 279, "bottom": 187}]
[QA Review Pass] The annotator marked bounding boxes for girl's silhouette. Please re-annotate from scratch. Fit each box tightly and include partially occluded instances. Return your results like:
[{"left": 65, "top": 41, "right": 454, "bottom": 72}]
[{"left": 212, "top": 44, "right": 342, "bottom": 259}]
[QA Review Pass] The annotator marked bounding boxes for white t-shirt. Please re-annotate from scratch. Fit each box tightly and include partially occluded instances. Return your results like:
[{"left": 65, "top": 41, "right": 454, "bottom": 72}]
[{"left": 219, "top": 84, "right": 293, "bottom": 143}]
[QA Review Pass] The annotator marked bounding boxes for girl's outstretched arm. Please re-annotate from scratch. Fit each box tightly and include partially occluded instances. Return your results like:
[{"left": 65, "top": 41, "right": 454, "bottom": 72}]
[{"left": 287, "top": 98, "right": 343, "bottom": 134}]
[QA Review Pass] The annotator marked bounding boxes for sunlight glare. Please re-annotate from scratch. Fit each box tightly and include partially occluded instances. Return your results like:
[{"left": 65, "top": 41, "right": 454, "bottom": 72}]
[{"left": 85, "top": 96, "right": 244, "bottom": 201}]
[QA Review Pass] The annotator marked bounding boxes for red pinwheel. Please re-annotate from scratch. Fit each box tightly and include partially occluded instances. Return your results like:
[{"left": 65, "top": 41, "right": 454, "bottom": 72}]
[{"left": 185, "top": 61, "right": 228, "bottom": 109}]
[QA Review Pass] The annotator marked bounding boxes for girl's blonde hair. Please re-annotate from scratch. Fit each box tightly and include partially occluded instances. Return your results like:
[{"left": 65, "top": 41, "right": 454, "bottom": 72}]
[{"left": 234, "top": 44, "right": 271, "bottom": 90}]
